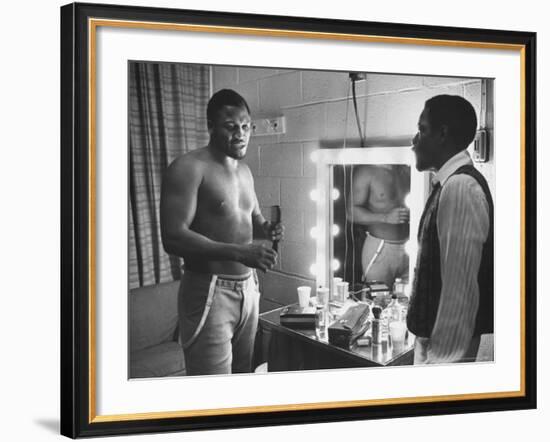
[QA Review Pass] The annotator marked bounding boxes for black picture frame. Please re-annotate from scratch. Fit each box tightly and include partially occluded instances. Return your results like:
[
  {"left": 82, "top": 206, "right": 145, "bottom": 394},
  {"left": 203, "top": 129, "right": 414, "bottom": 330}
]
[{"left": 60, "top": 2, "right": 537, "bottom": 438}]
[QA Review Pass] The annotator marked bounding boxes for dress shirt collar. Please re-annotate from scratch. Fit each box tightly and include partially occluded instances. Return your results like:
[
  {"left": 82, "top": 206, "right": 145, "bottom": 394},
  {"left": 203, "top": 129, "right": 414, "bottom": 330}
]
[{"left": 433, "top": 150, "right": 473, "bottom": 185}]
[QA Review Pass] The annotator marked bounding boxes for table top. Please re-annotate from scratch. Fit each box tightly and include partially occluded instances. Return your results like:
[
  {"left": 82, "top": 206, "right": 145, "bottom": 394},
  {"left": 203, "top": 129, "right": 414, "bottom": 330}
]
[{"left": 259, "top": 303, "right": 414, "bottom": 367}]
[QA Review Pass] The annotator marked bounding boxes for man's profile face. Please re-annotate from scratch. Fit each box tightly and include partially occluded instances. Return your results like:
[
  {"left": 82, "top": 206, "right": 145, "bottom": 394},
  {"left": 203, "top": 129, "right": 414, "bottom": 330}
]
[
  {"left": 209, "top": 105, "right": 251, "bottom": 160},
  {"left": 412, "top": 108, "right": 441, "bottom": 172}
]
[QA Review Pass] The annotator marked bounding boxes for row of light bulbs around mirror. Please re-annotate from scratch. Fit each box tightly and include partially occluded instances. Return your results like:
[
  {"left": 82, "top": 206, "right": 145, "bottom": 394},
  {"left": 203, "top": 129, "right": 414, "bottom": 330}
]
[{"left": 308, "top": 188, "right": 340, "bottom": 275}]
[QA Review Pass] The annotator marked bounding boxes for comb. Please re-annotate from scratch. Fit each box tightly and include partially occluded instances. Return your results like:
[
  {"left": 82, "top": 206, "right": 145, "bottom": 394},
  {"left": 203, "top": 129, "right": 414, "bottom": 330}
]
[{"left": 270, "top": 205, "right": 281, "bottom": 252}]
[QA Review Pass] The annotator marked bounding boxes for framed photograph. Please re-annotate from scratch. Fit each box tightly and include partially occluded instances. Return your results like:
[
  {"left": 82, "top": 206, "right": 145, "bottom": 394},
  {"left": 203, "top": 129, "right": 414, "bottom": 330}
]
[{"left": 60, "top": 1, "right": 536, "bottom": 438}]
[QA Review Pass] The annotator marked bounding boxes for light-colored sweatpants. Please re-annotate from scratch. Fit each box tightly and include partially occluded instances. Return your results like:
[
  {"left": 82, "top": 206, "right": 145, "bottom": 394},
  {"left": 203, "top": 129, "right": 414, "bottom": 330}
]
[
  {"left": 178, "top": 270, "right": 259, "bottom": 376},
  {"left": 361, "top": 233, "right": 409, "bottom": 288}
]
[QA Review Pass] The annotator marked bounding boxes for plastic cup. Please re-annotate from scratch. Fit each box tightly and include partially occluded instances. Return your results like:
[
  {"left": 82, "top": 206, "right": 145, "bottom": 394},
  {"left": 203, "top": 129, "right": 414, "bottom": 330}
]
[
  {"left": 335, "top": 281, "right": 349, "bottom": 303},
  {"left": 389, "top": 321, "right": 407, "bottom": 353},
  {"left": 316, "top": 287, "right": 329, "bottom": 308},
  {"left": 297, "top": 286, "right": 311, "bottom": 308}
]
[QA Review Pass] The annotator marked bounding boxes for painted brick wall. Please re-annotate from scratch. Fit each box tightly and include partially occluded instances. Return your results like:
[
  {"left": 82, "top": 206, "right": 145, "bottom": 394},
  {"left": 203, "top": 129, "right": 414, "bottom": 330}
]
[{"left": 212, "top": 66, "right": 493, "bottom": 289}]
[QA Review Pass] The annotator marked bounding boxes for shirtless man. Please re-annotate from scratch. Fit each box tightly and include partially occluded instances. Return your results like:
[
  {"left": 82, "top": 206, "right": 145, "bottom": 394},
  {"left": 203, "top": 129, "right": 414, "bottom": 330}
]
[
  {"left": 160, "top": 89, "right": 283, "bottom": 376},
  {"left": 348, "top": 164, "right": 410, "bottom": 288}
]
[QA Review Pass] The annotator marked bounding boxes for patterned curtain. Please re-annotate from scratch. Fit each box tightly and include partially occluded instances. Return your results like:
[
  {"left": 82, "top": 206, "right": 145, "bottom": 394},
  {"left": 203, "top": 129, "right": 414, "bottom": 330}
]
[{"left": 128, "top": 62, "right": 210, "bottom": 289}]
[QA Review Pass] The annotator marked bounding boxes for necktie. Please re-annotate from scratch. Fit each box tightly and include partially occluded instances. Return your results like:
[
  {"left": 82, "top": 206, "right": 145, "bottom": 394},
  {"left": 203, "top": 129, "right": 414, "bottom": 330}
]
[
  {"left": 429, "top": 180, "right": 441, "bottom": 197},
  {"left": 417, "top": 181, "right": 441, "bottom": 238}
]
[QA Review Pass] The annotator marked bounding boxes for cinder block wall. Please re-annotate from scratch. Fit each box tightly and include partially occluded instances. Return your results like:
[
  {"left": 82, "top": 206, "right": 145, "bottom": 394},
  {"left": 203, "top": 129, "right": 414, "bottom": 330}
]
[{"left": 212, "top": 66, "right": 493, "bottom": 287}]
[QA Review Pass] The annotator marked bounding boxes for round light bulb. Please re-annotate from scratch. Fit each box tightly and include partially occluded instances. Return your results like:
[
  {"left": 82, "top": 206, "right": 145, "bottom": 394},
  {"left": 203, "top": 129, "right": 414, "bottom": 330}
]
[
  {"left": 309, "top": 189, "right": 319, "bottom": 202},
  {"left": 310, "top": 226, "right": 319, "bottom": 239},
  {"left": 309, "top": 263, "right": 317, "bottom": 276},
  {"left": 332, "top": 188, "right": 340, "bottom": 201},
  {"left": 332, "top": 224, "right": 340, "bottom": 236},
  {"left": 310, "top": 150, "right": 319, "bottom": 162},
  {"left": 331, "top": 259, "right": 340, "bottom": 271}
]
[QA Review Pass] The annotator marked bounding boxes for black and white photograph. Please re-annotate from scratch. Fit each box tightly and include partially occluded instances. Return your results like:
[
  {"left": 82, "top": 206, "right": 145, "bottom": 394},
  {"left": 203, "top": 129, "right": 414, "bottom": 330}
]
[
  {"left": 56, "top": 2, "right": 537, "bottom": 438},
  {"left": 128, "top": 62, "right": 495, "bottom": 378}
]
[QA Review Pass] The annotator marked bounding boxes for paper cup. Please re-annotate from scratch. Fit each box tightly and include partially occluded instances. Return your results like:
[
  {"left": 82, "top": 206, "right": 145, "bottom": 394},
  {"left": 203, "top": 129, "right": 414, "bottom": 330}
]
[
  {"left": 316, "top": 287, "right": 329, "bottom": 308},
  {"left": 335, "top": 281, "right": 349, "bottom": 303},
  {"left": 297, "top": 286, "right": 311, "bottom": 308}
]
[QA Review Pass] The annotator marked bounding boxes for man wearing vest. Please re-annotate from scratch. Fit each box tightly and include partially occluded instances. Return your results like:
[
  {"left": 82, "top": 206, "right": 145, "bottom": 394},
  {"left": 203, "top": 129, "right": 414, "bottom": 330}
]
[{"left": 407, "top": 94, "right": 494, "bottom": 364}]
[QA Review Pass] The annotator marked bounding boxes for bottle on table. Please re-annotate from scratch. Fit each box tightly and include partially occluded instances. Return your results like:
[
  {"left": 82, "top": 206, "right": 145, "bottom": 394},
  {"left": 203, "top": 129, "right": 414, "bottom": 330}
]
[
  {"left": 393, "top": 277, "right": 409, "bottom": 312},
  {"left": 383, "top": 293, "right": 408, "bottom": 353},
  {"left": 371, "top": 306, "right": 382, "bottom": 345},
  {"left": 315, "top": 286, "right": 330, "bottom": 339},
  {"left": 380, "top": 295, "right": 394, "bottom": 335}
]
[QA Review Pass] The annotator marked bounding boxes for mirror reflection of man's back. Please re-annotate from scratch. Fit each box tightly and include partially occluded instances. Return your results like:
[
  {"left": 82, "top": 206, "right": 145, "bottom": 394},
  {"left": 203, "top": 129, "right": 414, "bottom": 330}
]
[{"left": 348, "top": 164, "right": 410, "bottom": 288}]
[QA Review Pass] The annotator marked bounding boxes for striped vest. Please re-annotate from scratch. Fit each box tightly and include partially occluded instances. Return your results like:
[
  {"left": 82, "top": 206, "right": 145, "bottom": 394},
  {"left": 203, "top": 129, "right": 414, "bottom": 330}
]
[{"left": 406, "top": 165, "right": 494, "bottom": 338}]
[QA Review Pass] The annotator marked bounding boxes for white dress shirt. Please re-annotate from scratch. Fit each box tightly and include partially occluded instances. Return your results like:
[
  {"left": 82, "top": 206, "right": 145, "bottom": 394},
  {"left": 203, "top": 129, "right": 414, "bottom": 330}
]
[{"left": 415, "top": 150, "right": 490, "bottom": 364}]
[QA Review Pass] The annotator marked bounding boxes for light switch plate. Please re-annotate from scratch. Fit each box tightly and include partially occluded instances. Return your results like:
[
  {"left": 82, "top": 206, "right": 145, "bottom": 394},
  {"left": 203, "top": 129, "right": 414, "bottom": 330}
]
[{"left": 473, "top": 129, "right": 489, "bottom": 163}]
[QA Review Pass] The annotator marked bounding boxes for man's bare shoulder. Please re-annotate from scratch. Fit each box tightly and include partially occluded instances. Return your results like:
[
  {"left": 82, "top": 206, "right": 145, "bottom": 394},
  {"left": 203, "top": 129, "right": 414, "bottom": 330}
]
[
  {"left": 164, "top": 147, "right": 210, "bottom": 187},
  {"left": 169, "top": 147, "right": 210, "bottom": 168},
  {"left": 172, "top": 147, "right": 218, "bottom": 171}
]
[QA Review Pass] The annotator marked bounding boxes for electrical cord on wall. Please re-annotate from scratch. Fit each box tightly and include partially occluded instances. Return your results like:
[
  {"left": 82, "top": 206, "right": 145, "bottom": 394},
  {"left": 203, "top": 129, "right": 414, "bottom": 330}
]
[
  {"left": 349, "top": 73, "right": 367, "bottom": 287},
  {"left": 342, "top": 73, "right": 367, "bottom": 286},
  {"left": 351, "top": 75, "right": 365, "bottom": 147},
  {"left": 342, "top": 82, "right": 351, "bottom": 282}
]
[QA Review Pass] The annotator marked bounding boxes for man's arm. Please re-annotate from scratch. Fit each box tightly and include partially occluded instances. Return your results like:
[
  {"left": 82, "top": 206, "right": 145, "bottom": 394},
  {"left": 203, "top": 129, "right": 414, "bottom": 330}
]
[
  {"left": 426, "top": 175, "right": 490, "bottom": 363},
  {"left": 347, "top": 166, "right": 407, "bottom": 225}
]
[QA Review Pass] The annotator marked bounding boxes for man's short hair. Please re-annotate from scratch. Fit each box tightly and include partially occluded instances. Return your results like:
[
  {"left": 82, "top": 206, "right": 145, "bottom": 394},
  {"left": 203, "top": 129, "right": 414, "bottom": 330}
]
[
  {"left": 207, "top": 89, "right": 250, "bottom": 125},
  {"left": 424, "top": 94, "right": 478, "bottom": 150}
]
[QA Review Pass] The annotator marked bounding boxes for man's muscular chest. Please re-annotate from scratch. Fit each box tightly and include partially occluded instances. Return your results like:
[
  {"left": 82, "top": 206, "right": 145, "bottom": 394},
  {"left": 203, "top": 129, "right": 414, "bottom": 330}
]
[
  {"left": 369, "top": 168, "right": 408, "bottom": 204},
  {"left": 197, "top": 170, "right": 255, "bottom": 219}
]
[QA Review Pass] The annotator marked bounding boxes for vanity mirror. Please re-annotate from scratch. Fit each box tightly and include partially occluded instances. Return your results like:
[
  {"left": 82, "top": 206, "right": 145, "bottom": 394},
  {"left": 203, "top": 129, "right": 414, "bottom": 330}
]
[{"left": 312, "top": 147, "right": 428, "bottom": 300}]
